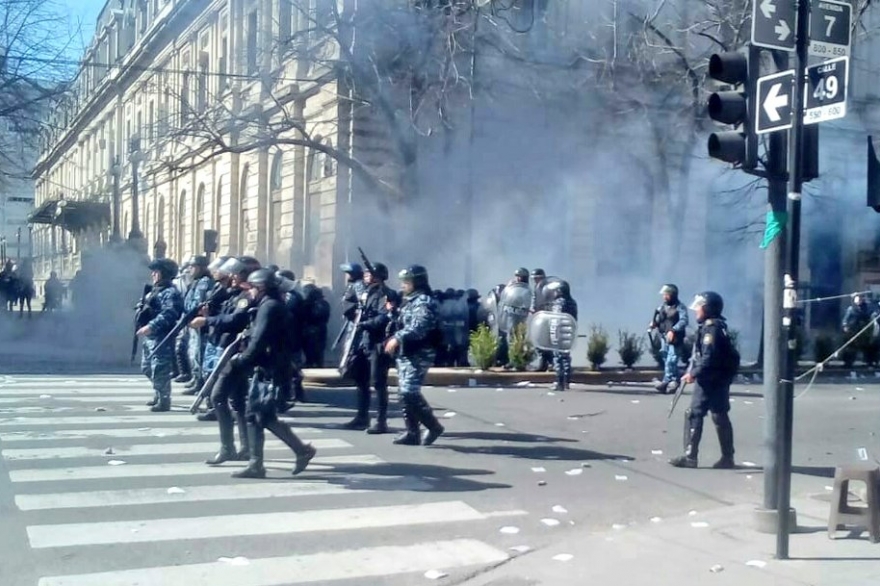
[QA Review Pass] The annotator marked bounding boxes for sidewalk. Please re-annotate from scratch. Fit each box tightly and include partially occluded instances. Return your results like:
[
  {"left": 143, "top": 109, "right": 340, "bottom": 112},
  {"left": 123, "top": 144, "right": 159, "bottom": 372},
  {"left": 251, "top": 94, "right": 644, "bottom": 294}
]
[{"left": 458, "top": 494, "right": 880, "bottom": 586}]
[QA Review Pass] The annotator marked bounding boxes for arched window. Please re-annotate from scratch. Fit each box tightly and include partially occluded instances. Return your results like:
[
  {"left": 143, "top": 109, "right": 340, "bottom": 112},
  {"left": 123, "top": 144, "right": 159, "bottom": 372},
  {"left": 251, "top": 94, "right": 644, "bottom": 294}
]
[
  {"left": 270, "top": 151, "right": 283, "bottom": 191},
  {"left": 177, "top": 190, "right": 186, "bottom": 259},
  {"left": 307, "top": 135, "right": 323, "bottom": 182},
  {"left": 195, "top": 183, "right": 206, "bottom": 254},
  {"left": 323, "top": 139, "right": 335, "bottom": 177}
]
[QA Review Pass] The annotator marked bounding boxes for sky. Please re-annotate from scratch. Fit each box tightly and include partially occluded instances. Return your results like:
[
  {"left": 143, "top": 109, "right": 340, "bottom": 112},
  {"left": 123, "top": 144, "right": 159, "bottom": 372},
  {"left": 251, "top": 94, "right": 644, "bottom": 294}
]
[{"left": 63, "top": 0, "right": 106, "bottom": 51}]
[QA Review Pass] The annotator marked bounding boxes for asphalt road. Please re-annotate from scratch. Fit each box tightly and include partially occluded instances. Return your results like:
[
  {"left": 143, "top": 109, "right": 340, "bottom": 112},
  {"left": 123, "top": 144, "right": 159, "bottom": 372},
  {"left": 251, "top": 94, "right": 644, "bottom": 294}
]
[{"left": 0, "top": 374, "right": 877, "bottom": 585}]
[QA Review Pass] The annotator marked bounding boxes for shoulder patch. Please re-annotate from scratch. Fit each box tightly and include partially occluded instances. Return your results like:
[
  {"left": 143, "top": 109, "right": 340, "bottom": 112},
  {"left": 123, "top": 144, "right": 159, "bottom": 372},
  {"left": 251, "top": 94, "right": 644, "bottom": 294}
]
[
  {"left": 704, "top": 319, "right": 715, "bottom": 325},
  {"left": 703, "top": 333, "right": 714, "bottom": 345},
  {"left": 236, "top": 298, "right": 250, "bottom": 310}
]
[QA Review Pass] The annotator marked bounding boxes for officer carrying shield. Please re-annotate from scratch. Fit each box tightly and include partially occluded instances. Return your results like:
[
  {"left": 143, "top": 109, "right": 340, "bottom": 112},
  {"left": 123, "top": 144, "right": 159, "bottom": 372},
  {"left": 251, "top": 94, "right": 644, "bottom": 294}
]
[{"left": 545, "top": 280, "right": 578, "bottom": 391}]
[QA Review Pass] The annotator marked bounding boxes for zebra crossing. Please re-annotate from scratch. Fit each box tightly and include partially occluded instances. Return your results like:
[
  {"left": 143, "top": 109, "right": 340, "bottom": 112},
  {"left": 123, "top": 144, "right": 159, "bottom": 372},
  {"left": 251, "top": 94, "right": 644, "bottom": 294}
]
[{"left": 0, "top": 375, "right": 523, "bottom": 586}]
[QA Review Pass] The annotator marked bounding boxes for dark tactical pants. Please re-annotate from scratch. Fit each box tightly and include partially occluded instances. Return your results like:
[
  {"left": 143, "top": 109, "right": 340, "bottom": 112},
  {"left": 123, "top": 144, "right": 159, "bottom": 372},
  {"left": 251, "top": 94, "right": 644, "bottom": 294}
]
[
  {"left": 351, "top": 348, "right": 392, "bottom": 421},
  {"left": 683, "top": 380, "right": 734, "bottom": 461}
]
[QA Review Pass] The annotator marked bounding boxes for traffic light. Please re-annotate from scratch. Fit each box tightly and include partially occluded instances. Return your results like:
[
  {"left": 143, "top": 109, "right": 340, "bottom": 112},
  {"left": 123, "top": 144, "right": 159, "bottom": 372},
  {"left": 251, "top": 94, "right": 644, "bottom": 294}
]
[
  {"left": 868, "top": 136, "right": 880, "bottom": 213},
  {"left": 706, "top": 49, "right": 757, "bottom": 170}
]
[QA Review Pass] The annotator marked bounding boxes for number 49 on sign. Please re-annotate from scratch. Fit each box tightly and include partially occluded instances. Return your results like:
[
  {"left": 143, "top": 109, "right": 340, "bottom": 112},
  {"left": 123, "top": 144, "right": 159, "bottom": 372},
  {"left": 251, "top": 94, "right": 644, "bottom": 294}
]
[{"left": 804, "top": 56, "right": 849, "bottom": 125}]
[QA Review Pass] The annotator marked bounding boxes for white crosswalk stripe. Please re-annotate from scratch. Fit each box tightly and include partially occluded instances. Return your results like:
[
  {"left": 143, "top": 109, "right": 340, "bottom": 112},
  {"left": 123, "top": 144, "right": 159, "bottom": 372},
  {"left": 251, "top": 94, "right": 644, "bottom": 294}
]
[{"left": 0, "top": 376, "right": 519, "bottom": 586}]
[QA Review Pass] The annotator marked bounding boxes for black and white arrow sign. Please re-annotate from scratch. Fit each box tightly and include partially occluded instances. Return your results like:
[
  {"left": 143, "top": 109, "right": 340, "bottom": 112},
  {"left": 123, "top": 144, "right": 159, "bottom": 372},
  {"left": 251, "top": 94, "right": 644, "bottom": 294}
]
[
  {"left": 756, "top": 70, "right": 795, "bottom": 135},
  {"left": 753, "top": 0, "right": 797, "bottom": 51}
]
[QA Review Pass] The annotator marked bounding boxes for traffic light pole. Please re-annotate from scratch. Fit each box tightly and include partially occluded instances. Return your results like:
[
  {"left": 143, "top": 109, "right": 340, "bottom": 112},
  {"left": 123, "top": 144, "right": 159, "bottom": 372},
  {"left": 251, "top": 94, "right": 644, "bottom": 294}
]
[{"left": 777, "top": 0, "right": 811, "bottom": 560}]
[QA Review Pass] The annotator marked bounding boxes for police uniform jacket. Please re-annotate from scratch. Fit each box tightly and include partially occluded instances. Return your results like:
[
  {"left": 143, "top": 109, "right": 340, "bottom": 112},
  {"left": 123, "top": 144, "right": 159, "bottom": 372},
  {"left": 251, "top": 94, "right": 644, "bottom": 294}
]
[
  {"left": 145, "top": 281, "right": 184, "bottom": 340},
  {"left": 205, "top": 288, "right": 250, "bottom": 348},
  {"left": 236, "top": 294, "right": 293, "bottom": 378},
  {"left": 357, "top": 283, "right": 398, "bottom": 350},
  {"left": 688, "top": 317, "right": 732, "bottom": 387}
]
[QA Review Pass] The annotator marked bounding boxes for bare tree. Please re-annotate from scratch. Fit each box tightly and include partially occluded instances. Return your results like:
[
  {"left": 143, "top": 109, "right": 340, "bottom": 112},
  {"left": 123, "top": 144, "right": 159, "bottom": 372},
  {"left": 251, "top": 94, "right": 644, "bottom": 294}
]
[
  {"left": 0, "top": 0, "right": 81, "bottom": 184},
  {"left": 156, "top": 0, "right": 494, "bottom": 207}
]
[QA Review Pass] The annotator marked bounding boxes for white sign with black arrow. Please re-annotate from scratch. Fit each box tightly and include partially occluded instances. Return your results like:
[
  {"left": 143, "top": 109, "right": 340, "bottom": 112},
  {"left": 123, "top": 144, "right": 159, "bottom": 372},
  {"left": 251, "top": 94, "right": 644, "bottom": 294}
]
[
  {"left": 752, "top": 0, "right": 797, "bottom": 52},
  {"left": 756, "top": 70, "right": 796, "bottom": 135}
]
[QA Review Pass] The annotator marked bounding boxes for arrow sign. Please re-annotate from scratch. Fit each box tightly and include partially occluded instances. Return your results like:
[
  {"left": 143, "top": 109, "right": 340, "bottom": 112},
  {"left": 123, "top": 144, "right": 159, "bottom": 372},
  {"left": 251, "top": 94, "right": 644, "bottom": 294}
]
[
  {"left": 763, "top": 83, "right": 790, "bottom": 122},
  {"left": 753, "top": 0, "right": 797, "bottom": 52},
  {"left": 756, "top": 70, "right": 795, "bottom": 135},
  {"left": 775, "top": 19, "right": 792, "bottom": 42}
]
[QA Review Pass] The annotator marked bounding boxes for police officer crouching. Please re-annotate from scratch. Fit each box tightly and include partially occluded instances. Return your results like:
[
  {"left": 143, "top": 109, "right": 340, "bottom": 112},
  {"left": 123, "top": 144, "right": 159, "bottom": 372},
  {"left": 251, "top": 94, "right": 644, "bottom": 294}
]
[
  {"left": 385, "top": 265, "right": 444, "bottom": 446},
  {"left": 669, "top": 291, "right": 737, "bottom": 470},
  {"left": 229, "top": 269, "right": 317, "bottom": 478},
  {"left": 137, "top": 259, "right": 184, "bottom": 412},
  {"left": 343, "top": 262, "right": 397, "bottom": 433}
]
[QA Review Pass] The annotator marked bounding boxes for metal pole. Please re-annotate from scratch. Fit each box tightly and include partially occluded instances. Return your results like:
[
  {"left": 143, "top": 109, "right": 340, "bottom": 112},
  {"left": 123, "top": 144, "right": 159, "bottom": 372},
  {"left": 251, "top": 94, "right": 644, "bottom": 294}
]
[
  {"left": 763, "top": 130, "right": 787, "bottom": 512},
  {"left": 777, "top": 0, "right": 810, "bottom": 560},
  {"left": 129, "top": 138, "right": 143, "bottom": 240},
  {"left": 111, "top": 156, "right": 122, "bottom": 243}
]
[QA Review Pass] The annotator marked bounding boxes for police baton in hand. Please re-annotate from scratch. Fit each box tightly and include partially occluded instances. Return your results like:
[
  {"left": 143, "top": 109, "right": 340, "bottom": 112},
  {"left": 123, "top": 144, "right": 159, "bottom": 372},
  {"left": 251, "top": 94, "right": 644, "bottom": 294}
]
[{"left": 667, "top": 381, "right": 689, "bottom": 419}]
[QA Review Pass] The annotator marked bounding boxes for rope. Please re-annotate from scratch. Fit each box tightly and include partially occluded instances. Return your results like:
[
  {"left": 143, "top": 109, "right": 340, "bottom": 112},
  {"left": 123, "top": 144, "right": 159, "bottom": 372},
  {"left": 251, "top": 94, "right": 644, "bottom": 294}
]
[
  {"left": 793, "top": 312, "right": 880, "bottom": 400},
  {"left": 798, "top": 290, "right": 873, "bottom": 305}
]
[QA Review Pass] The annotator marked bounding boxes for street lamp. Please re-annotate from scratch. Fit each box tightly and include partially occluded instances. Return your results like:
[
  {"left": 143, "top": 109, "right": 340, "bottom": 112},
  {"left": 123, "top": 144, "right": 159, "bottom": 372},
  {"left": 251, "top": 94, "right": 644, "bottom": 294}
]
[{"left": 110, "top": 155, "right": 122, "bottom": 243}]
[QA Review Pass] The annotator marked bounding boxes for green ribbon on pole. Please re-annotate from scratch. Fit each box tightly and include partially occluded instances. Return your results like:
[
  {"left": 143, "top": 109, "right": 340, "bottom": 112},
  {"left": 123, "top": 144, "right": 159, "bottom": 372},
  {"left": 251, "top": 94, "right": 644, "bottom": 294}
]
[{"left": 759, "top": 210, "right": 788, "bottom": 249}]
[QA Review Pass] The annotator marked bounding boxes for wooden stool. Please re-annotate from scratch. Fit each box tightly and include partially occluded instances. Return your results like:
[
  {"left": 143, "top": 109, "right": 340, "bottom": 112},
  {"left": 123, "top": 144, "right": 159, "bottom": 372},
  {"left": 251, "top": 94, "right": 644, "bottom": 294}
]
[{"left": 828, "top": 466, "right": 880, "bottom": 543}]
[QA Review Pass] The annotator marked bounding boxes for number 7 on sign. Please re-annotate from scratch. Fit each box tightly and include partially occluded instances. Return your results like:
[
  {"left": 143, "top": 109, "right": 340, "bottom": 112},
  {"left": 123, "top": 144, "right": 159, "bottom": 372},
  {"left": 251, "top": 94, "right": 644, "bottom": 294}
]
[{"left": 825, "top": 15, "right": 836, "bottom": 37}]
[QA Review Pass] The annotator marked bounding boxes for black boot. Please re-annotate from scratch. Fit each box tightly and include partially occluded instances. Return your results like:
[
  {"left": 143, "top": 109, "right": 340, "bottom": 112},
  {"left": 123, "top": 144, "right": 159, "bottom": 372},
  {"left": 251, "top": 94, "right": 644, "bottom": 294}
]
[
  {"left": 145, "top": 393, "right": 158, "bottom": 407},
  {"left": 197, "top": 409, "right": 217, "bottom": 422},
  {"left": 712, "top": 412, "right": 736, "bottom": 469},
  {"left": 265, "top": 419, "right": 316, "bottom": 475},
  {"left": 344, "top": 383, "right": 371, "bottom": 430},
  {"left": 367, "top": 386, "right": 389, "bottom": 434},
  {"left": 206, "top": 401, "right": 237, "bottom": 465},
  {"left": 235, "top": 412, "right": 250, "bottom": 460},
  {"left": 232, "top": 423, "right": 265, "bottom": 478},
  {"left": 413, "top": 393, "right": 444, "bottom": 446},
  {"left": 669, "top": 409, "right": 702, "bottom": 468},
  {"left": 150, "top": 397, "right": 171, "bottom": 412},
  {"left": 393, "top": 394, "right": 421, "bottom": 445}
]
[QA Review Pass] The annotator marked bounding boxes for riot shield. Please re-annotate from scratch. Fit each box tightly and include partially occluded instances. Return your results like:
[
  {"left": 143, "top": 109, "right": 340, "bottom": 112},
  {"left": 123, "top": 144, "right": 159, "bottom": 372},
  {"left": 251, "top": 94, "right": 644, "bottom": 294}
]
[
  {"left": 528, "top": 310, "right": 578, "bottom": 352},
  {"left": 497, "top": 282, "right": 531, "bottom": 334},
  {"left": 533, "top": 276, "right": 563, "bottom": 311},
  {"left": 439, "top": 294, "right": 470, "bottom": 348},
  {"left": 481, "top": 289, "right": 500, "bottom": 335}
]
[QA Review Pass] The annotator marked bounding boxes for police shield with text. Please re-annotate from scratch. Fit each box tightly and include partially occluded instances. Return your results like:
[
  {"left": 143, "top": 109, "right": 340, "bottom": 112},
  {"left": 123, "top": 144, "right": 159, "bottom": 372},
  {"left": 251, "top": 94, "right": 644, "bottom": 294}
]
[{"left": 669, "top": 291, "right": 739, "bottom": 470}]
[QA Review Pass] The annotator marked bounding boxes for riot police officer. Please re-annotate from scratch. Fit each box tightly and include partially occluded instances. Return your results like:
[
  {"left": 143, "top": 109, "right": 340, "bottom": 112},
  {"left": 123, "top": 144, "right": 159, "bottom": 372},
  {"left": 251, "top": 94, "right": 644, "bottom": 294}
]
[
  {"left": 172, "top": 261, "right": 193, "bottom": 383},
  {"left": 545, "top": 280, "right": 578, "bottom": 391},
  {"left": 301, "top": 283, "right": 331, "bottom": 367},
  {"left": 842, "top": 293, "right": 879, "bottom": 367},
  {"left": 385, "top": 265, "right": 444, "bottom": 446},
  {"left": 649, "top": 284, "right": 689, "bottom": 394},
  {"left": 341, "top": 262, "right": 366, "bottom": 321},
  {"left": 669, "top": 291, "right": 737, "bottom": 470},
  {"left": 182, "top": 256, "right": 214, "bottom": 395},
  {"left": 137, "top": 259, "right": 184, "bottom": 412},
  {"left": 229, "top": 269, "right": 317, "bottom": 478},
  {"left": 278, "top": 269, "right": 306, "bottom": 405},
  {"left": 343, "top": 262, "right": 397, "bottom": 434},
  {"left": 530, "top": 268, "right": 553, "bottom": 371}
]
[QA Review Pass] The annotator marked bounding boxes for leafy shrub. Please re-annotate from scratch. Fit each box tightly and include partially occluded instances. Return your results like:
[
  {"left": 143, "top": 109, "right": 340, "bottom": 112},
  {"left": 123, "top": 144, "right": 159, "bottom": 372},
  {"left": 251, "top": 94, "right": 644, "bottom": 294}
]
[
  {"left": 507, "top": 323, "right": 535, "bottom": 371},
  {"left": 618, "top": 330, "right": 644, "bottom": 369},
  {"left": 468, "top": 323, "right": 498, "bottom": 370},
  {"left": 587, "top": 325, "right": 610, "bottom": 371}
]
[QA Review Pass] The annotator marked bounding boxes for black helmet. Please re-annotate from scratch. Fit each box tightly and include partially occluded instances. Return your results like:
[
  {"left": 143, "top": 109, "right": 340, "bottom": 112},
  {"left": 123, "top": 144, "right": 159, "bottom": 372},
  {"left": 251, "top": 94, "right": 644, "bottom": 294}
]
[
  {"left": 690, "top": 291, "right": 724, "bottom": 318},
  {"left": 189, "top": 255, "right": 209, "bottom": 269},
  {"left": 340, "top": 262, "right": 363, "bottom": 276},
  {"left": 659, "top": 284, "right": 679, "bottom": 298},
  {"left": 366, "top": 262, "right": 389, "bottom": 281},
  {"left": 148, "top": 258, "right": 178, "bottom": 280},
  {"left": 302, "top": 282, "right": 320, "bottom": 300},
  {"left": 208, "top": 256, "right": 231, "bottom": 273},
  {"left": 278, "top": 269, "right": 296, "bottom": 281},
  {"left": 531, "top": 268, "right": 546, "bottom": 278},
  {"left": 238, "top": 256, "right": 262, "bottom": 277},
  {"left": 247, "top": 268, "right": 280, "bottom": 290},
  {"left": 466, "top": 288, "right": 480, "bottom": 302},
  {"left": 545, "top": 279, "right": 570, "bottom": 299},
  {"left": 514, "top": 267, "right": 529, "bottom": 279},
  {"left": 398, "top": 264, "right": 430, "bottom": 291}
]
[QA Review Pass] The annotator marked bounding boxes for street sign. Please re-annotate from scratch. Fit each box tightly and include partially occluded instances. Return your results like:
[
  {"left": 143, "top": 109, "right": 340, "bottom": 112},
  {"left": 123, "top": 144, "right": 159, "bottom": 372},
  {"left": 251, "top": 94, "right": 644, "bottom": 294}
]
[
  {"left": 756, "top": 70, "right": 795, "bottom": 135},
  {"left": 752, "top": 0, "right": 797, "bottom": 52},
  {"left": 809, "top": 0, "right": 852, "bottom": 57},
  {"left": 804, "top": 56, "right": 849, "bottom": 124}
]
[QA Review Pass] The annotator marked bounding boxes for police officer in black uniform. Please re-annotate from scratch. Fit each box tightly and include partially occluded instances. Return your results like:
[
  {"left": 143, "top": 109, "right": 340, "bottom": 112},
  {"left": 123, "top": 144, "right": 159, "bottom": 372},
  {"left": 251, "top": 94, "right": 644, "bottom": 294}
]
[
  {"left": 669, "top": 291, "right": 737, "bottom": 470},
  {"left": 192, "top": 257, "right": 260, "bottom": 461},
  {"left": 342, "top": 262, "right": 397, "bottom": 434},
  {"left": 229, "top": 269, "right": 317, "bottom": 479},
  {"left": 278, "top": 269, "right": 306, "bottom": 405},
  {"left": 545, "top": 280, "right": 578, "bottom": 391}
]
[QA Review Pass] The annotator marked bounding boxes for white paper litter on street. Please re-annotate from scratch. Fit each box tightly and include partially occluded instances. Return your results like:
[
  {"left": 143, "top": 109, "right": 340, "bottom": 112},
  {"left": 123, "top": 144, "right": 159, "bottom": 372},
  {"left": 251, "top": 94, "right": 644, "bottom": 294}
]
[
  {"left": 541, "top": 518, "right": 561, "bottom": 527},
  {"left": 424, "top": 569, "right": 448, "bottom": 580},
  {"left": 825, "top": 485, "right": 834, "bottom": 491},
  {"left": 691, "top": 522, "right": 709, "bottom": 528},
  {"left": 688, "top": 510, "right": 698, "bottom": 516},
  {"left": 859, "top": 447, "right": 869, "bottom": 461},
  {"left": 495, "top": 423, "right": 505, "bottom": 427},
  {"left": 651, "top": 450, "right": 663, "bottom": 455},
  {"left": 442, "top": 412, "right": 456, "bottom": 418},
  {"left": 510, "top": 545, "right": 531, "bottom": 553},
  {"left": 547, "top": 392, "right": 556, "bottom": 396},
  {"left": 500, "top": 526, "right": 520, "bottom": 534},
  {"left": 531, "top": 467, "right": 546, "bottom": 473},
  {"left": 611, "top": 524, "right": 626, "bottom": 530},
  {"left": 650, "top": 517, "right": 662, "bottom": 523},
  {"left": 565, "top": 468, "right": 583, "bottom": 476},
  {"left": 137, "top": 428, "right": 151, "bottom": 431},
  {"left": 107, "top": 460, "right": 126, "bottom": 466},
  {"left": 745, "top": 560, "right": 767, "bottom": 569},
  {"left": 447, "top": 389, "right": 457, "bottom": 393},
  {"left": 552, "top": 554, "right": 573, "bottom": 562},
  {"left": 167, "top": 487, "right": 186, "bottom": 495},
  {"left": 39, "top": 395, "right": 51, "bottom": 399},
  {"left": 218, "top": 557, "right": 250, "bottom": 566},
  {"left": 516, "top": 381, "right": 531, "bottom": 387},
  {"left": 742, "top": 461, "right": 757, "bottom": 467},
  {"left": 552, "top": 505, "right": 568, "bottom": 514},
  {"left": 615, "top": 475, "right": 628, "bottom": 481},
  {"left": 710, "top": 565, "right": 724, "bottom": 573},
  {"left": 631, "top": 400, "right": 640, "bottom": 404}
]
